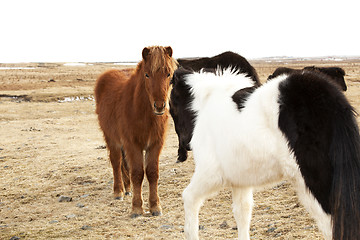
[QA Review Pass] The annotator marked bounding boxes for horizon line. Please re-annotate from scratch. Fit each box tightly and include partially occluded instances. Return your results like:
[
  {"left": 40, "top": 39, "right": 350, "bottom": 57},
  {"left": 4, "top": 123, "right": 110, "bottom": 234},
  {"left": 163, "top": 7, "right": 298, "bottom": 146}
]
[{"left": 1, "top": 55, "right": 360, "bottom": 64}]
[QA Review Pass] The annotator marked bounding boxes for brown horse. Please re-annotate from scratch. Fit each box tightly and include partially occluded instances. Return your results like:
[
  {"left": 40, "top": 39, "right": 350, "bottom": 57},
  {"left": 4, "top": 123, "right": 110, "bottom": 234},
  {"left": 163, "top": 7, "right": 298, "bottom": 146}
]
[{"left": 95, "top": 46, "right": 177, "bottom": 218}]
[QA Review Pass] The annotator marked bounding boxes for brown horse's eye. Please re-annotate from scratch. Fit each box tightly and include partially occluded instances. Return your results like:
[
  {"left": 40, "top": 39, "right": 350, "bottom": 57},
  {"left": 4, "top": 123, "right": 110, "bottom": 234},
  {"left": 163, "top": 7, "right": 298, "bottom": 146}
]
[
  {"left": 167, "top": 73, "right": 171, "bottom": 78},
  {"left": 145, "top": 73, "right": 149, "bottom": 78}
]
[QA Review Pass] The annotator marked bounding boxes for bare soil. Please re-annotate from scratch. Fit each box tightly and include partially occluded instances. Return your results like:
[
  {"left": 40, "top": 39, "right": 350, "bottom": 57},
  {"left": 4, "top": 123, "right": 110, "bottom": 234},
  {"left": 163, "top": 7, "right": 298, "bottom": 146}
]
[{"left": 1, "top": 59, "right": 360, "bottom": 239}]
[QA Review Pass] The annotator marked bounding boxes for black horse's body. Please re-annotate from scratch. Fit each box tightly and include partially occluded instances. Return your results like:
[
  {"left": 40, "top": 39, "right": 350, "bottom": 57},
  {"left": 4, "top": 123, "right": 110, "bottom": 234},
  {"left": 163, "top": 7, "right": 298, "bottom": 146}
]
[{"left": 268, "top": 66, "right": 347, "bottom": 91}]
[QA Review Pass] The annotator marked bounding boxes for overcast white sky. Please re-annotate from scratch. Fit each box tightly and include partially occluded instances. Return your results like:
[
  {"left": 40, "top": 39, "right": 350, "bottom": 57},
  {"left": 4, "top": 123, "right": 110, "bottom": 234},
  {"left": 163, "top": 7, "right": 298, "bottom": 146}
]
[{"left": 1, "top": 0, "right": 359, "bottom": 63}]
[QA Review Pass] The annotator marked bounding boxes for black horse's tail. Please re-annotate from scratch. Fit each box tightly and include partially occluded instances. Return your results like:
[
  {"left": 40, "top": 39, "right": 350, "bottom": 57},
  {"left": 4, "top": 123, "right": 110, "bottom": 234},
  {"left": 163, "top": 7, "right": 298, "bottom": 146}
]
[{"left": 330, "top": 106, "right": 360, "bottom": 240}]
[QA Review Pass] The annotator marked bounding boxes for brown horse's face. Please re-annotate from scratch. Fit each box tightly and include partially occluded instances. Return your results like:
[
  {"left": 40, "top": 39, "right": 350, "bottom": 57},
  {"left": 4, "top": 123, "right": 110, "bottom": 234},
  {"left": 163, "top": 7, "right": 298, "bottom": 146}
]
[
  {"left": 142, "top": 47, "right": 175, "bottom": 116},
  {"left": 144, "top": 70, "right": 172, "bottom": 115}
]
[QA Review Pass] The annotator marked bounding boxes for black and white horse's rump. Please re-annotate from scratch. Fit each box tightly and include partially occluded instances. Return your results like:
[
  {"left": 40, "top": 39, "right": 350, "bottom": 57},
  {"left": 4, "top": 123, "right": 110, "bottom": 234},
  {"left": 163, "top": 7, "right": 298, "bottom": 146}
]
[
  {"left": 267, "top": 66, "right": 347, "bottom": 91},
  {"left": 173, "top": 69, "right": 360, "bottom": 240},
  {"left": 170, "top": 51, "right": 260, "bottom": 163}
]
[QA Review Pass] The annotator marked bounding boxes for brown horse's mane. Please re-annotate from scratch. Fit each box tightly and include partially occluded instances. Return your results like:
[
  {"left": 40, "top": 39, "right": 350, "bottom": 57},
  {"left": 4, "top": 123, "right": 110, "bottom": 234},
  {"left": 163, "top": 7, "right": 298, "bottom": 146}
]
[{"left": 137, "top": 46, "right": 178, "bottom": 74}]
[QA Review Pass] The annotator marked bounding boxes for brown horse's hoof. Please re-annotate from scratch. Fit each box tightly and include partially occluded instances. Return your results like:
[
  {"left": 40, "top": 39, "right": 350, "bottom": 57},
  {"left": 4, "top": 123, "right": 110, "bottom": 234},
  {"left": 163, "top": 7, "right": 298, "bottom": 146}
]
[
  {"left": 130, "top": 208, "right": 144, "bottom": 218},
  {"left": 151, "top": 211, "right": 162, "bottom": 217},
  {"left": 114, "top": 191, "right": 124, "bottom": 200},
  {"left": 150, "top": 205, "right": 162, "bottom": 216},
  {"left": 125, "top": 192, "right": 131, "bottom": 196}
]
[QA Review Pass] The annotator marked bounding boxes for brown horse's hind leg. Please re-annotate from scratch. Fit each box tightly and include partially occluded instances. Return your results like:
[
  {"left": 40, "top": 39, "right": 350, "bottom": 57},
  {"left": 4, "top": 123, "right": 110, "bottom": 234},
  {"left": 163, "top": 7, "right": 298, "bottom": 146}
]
[
  {"left": 121, "top": 148, "right": 131, "bottom": 195},
  {"left": 106, "top": 137, "right": 125, "bottom": 200},
  {"left": 145, "top": 144, "right": 163, "bottom": 216},
  {"left": 126, "top": 147, "right": 145, "bottom": 218}
]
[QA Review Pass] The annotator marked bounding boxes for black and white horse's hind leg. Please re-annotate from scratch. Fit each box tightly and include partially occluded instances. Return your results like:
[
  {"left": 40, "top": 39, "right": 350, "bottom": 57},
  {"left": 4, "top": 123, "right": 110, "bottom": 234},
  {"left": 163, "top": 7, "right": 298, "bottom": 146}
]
[
  {"left": 232, "top": 187, "right": 253, "bottom": 240},
  {"left": 292, "top": 176, "right": 332, "bottom": 240},
  {"left": 182, "top": 169, "right": 223, "bottom": 240}
]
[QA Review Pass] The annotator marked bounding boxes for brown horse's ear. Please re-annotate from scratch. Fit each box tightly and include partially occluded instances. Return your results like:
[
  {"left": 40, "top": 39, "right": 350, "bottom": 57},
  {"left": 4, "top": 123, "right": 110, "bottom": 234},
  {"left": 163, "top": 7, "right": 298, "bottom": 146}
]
[
  {"left": 165, "top": 46, "right": 173, "bottom": 57},
  {"left": 142, "top": 47, "right": 150, "bottom": 60}
]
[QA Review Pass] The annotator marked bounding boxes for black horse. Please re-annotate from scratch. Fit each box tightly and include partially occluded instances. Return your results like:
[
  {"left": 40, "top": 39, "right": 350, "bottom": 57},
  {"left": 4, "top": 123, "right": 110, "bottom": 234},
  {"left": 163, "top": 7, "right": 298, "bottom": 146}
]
[{"left": 268, "top": 66, "right": 347, "bottom": 91}]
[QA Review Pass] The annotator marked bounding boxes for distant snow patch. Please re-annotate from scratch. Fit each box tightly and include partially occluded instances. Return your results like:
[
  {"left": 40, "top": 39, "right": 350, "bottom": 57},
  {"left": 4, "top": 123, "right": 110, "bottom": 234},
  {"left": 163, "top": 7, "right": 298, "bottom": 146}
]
[
  {"left": 114, "top": 62, "right": 138, "bottom": 66},
  {"left": 58, "top": 96, "right": 95, "bottom": 103},
  {"left": 63, "top": 63, "right": 87, "bottom": 66}
]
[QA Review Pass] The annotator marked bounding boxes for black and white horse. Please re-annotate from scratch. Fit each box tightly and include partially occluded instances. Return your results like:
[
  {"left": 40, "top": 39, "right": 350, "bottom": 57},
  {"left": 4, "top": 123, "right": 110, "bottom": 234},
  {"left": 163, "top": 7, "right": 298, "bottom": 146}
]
[
  {"left": 171, "top": 67, "right": 360, "bottom": 240},
  {"left": 170, "top": 51, "right": 260, "bottom": 162},
  {"left": 267, "top": 66, "right": 347, "bottom": 91}
]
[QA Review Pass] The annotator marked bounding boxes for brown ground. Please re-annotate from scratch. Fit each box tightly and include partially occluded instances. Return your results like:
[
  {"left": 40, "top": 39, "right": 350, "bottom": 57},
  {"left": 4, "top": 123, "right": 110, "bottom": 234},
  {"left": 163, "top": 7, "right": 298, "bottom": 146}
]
[{"left": 1, "top": 59, "right": 359, "bottom": 240}]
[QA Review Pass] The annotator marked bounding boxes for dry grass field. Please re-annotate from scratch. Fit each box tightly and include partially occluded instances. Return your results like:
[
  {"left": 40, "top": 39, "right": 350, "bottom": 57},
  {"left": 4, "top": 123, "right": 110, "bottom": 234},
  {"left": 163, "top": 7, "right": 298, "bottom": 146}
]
[{"left": 1, "top": 58, "right": 359, "bottom": 239}]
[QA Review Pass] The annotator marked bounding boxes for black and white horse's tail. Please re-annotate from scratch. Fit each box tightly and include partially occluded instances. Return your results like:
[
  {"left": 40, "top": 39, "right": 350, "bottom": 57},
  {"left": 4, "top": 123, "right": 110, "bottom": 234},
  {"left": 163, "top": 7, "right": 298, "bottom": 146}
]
[
  {"left": 279, "top": 72, "right": 360, "bottom": 239},
  {"left": 330, "top": 105, "right": 360, "bottom": 239}
]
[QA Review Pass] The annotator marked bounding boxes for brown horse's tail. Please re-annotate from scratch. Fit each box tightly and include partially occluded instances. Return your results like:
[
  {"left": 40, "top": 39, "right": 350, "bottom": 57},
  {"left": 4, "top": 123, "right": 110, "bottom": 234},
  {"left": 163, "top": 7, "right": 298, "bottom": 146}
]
[{"left": 94, "top": 76, "right": 103, "bottom": 115}]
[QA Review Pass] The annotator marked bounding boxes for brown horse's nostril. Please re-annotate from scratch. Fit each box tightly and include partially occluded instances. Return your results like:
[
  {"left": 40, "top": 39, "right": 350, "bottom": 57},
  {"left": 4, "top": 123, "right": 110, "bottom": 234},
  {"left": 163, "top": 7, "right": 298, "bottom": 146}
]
[
  {"left": 154, "top": 102, "right": 166, "bottom": 115},
  {"left": 154, "top": 102, "right": 165, "bottom": 109}
]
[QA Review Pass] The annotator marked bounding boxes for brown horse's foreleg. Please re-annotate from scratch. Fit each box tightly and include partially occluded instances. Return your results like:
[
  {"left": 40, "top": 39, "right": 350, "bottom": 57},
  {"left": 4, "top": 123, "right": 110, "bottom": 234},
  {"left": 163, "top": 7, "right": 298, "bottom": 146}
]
[
  {"left": 126, "top": 147, "right": 145, "bottom": 218},
  {"left": 145, "top": 144, "right": 163, "bottom": 216},
  {"left": 108, "top": 144, "right": 125, "bottom": 200}
]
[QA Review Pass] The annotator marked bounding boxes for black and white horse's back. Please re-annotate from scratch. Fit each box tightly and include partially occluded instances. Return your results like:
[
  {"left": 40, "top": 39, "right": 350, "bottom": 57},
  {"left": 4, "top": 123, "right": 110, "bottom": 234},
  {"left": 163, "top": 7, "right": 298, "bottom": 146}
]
[
  {"left": 176, "top": 69, "right": 360, "bottom": 240},
  {"left": 177, "top": 51, "right": 260, "bottom": 85}
]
